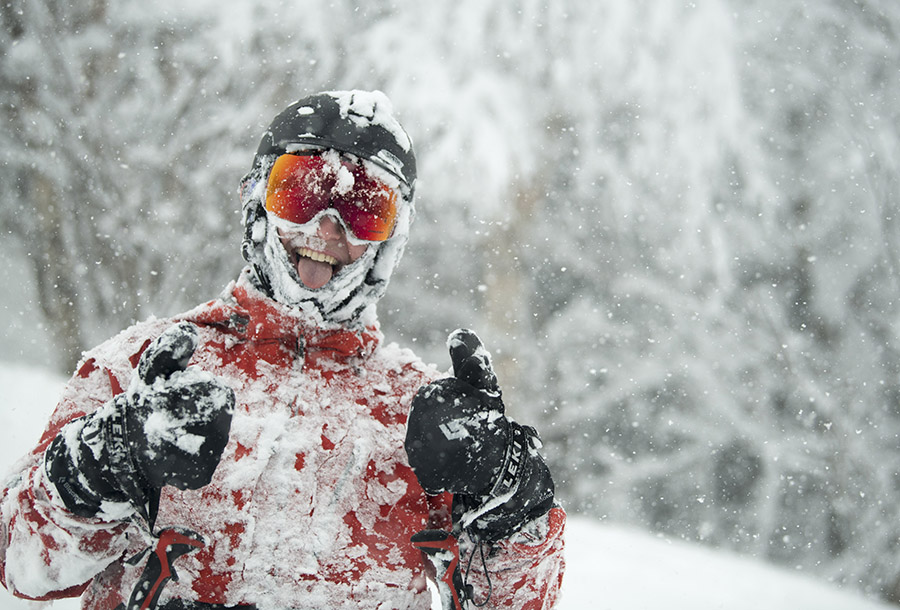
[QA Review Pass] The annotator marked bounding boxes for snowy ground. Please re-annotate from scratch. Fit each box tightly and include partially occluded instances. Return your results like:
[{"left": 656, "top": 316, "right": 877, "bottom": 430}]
[{"left": 0, "top": 363, "right": 894, "bottom": 610}]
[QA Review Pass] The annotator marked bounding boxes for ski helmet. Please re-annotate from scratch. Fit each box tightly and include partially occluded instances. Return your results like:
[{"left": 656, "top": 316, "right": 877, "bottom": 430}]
[
  {"left": 255, "top": 92, "right": 416, "bottom": 193},
  {"left": 239, "top": 90, "right": 417, "bottom": 326}
]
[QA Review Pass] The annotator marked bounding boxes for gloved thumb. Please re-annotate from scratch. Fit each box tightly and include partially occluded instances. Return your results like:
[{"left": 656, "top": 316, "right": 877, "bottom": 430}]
[
  {"left": 137, "top": 322, "right": 199, "bottom": 385},
  {"left": 447, "top": 328, "right": 499, "bottom": 395}
]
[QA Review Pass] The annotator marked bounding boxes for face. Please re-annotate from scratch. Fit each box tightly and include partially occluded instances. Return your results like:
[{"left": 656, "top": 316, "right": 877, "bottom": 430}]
[{"left": 276, "top": 214, "right": 370, "bottom": 290}]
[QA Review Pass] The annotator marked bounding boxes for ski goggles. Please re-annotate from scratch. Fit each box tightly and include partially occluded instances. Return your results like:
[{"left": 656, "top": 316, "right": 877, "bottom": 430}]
[{"left": 265, "top": 152, "right": 400, "bottom": 242}]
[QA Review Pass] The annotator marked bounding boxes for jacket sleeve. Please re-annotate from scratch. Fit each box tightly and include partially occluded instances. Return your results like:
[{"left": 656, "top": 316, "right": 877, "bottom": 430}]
[
  {"left": 0, "top": 356, "right": 136, "bottom": 601},
  {"left": 461, "top": 505, "right": 566, "bottom": 610}
]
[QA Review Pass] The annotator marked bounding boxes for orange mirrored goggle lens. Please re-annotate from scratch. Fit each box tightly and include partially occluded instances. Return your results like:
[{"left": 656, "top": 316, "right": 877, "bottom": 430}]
[{"left": 265, "top": 153, "right": 399, "bottom": 242}]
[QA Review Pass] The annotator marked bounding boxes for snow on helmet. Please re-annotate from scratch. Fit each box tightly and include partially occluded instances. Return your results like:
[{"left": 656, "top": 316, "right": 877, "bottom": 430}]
[
  {"left": 239, "top": 90, "right": 417, "bottom": 327},
  {"left": 256, "top": 91, "right": 416, "bottom": 194}
]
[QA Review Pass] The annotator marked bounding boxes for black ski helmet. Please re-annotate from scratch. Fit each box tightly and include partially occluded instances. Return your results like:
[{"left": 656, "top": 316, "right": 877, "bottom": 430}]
[{"left": 251, "top": 90, "right": 416, "bottom": 196}]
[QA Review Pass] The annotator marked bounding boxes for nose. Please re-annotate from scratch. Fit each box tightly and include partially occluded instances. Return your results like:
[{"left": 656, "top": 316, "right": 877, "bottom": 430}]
[{"left": 317, "top": 213, "right": 346, "bottom": 240}]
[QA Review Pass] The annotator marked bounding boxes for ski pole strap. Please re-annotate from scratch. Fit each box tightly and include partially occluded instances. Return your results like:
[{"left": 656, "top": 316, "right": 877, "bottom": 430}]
[
  {"left": 411, "top": 529, "right": 466, "bottom": 610},
  {"left": 462, "top": 541, "right": 493, "bottom": 608}
]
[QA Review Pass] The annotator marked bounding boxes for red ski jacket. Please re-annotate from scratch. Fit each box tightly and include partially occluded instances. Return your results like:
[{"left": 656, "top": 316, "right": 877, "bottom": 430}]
[{"left": 0, "top": 271, "right": 565, "bottom": 610}]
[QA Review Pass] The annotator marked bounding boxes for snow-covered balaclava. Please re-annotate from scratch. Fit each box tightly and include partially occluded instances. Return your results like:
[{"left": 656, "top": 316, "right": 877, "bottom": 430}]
[{"left": 239, "top": 90, "right": 417, "bottom": 328}]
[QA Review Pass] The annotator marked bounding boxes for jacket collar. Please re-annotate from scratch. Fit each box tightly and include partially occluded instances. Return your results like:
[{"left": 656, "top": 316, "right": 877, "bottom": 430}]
[{"left": 184, "top": 269, "right": 381, "bottom": 370}]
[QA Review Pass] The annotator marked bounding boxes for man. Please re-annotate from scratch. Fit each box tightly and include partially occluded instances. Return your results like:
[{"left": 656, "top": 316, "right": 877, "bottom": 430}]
[{"left": 0, "top": 90, "right": 565, "bottom": 610}]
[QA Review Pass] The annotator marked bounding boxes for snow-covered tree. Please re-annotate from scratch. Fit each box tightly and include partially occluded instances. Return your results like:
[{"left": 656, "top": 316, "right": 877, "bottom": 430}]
[{"left": 1, "top": 0, "right": 253, "bottom": 370}]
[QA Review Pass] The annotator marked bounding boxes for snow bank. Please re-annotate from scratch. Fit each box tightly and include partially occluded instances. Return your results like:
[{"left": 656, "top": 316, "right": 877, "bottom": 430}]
[
  {"left": 560, "top": 516, "right": 894, "bottom": 610},
  {"left": 0, "top": 363, "right": 892, "bottom": 610}
]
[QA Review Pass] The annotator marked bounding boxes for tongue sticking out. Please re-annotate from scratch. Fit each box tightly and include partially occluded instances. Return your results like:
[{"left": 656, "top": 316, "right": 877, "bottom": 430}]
[{"left": 296, "top": 256, "right": 334, "bottom": 290}]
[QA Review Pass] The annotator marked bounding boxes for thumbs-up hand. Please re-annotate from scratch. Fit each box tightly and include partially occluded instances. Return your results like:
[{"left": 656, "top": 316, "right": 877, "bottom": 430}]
[
  {"left": 124, "top": 322, "right": 235, "bottom": 491},
  {"left": 405, "top": 329, "right": 555, "bottom": 542},
  {"left": 46, "top": 323, "right": 235, "bottom": 519},
  {"left": 405, "top": 329, "right": 508, "bottom": 496}
]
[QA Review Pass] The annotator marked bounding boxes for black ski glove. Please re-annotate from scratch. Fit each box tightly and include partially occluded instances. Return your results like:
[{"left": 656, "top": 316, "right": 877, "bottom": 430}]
[
  {"left": 45, "top": 322, "right": 235, "bottom": 519},
  {"left": 405, "top": 329, "right": 555, "bottom": 543}
]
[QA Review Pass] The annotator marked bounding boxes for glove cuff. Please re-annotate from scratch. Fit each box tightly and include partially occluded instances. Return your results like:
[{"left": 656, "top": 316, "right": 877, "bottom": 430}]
[
  {"left": 45, "top": 422, "right": 109, "bottom": 518},
  {"left": 458, "top": 421, "right": 555, "bottom": 543},
  {"left": 487, "top": 420, "right": 533, "bottom": 498},
  {"left": 45, "top": 397, "right": 150, "bottom": 519}
]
